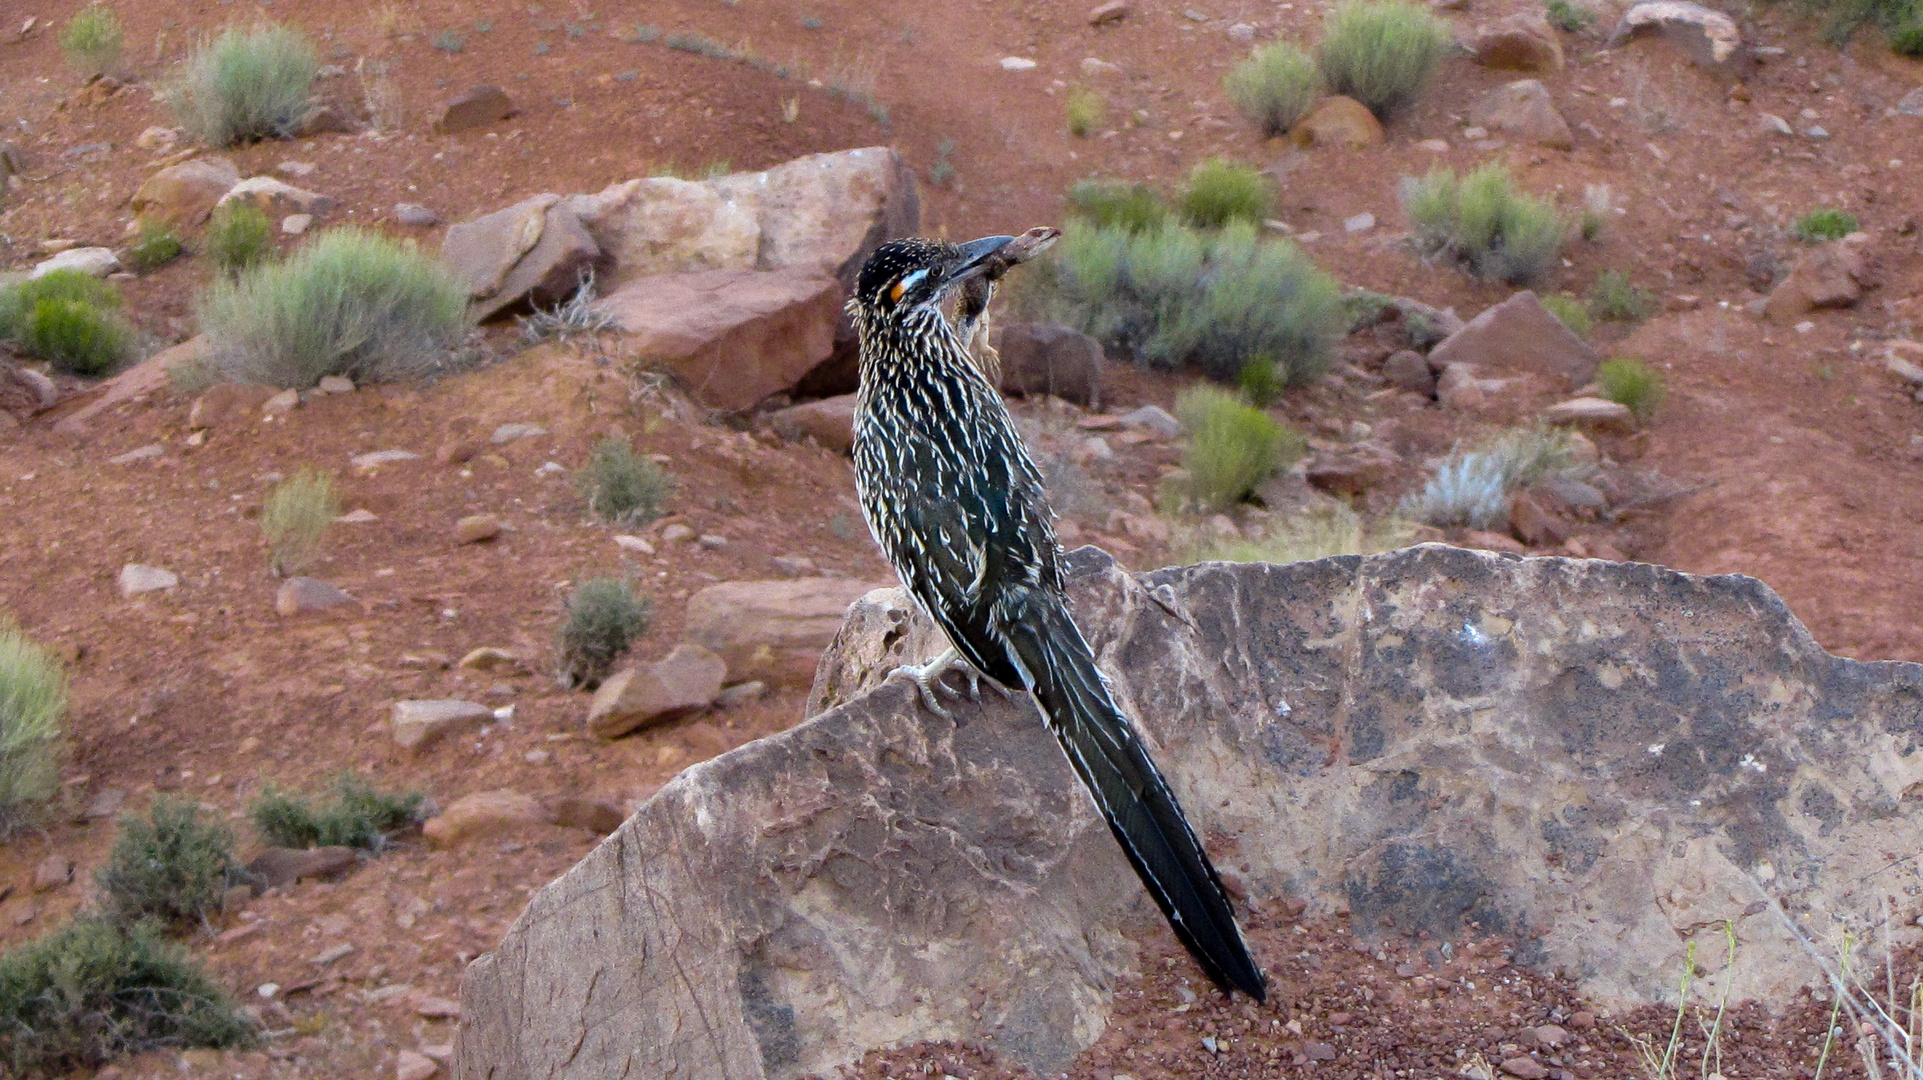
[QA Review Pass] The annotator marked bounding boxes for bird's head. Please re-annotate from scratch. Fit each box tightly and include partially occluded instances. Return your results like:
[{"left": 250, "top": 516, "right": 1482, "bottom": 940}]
[{"left": 850, "top": 231, "right": 1058, "bottom": 325}]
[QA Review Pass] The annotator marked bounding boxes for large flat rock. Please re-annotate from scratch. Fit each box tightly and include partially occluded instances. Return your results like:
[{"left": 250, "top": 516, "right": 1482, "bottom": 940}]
[{"left": 456, "top": 545, "right": 1923, "bottom": 1080}]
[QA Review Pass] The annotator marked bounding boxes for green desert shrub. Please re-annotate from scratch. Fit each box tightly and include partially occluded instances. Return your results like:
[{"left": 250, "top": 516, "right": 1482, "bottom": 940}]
[
  {"left": 95, "top": 797, "right": 243, "bottom": 930},
  {"left": 1541, "top": 292, "right": 1592, "bottom": 338},
  {"left": 1065, "top": 87, "right": 1105, "bottom": 137},
  {"left": 166, "top": 24, "right": 319, "bottom": 146},
  {"left": 1400, "top": 425, "right": 1592, "bottom": 529},
  {"left": 1793, "top": 207, "right": 1859, "bottom": 243},
  {"left": 0, "top": 271, "right": 134, "bottom": 376},
  {"left": 1224, "top": 41, "right": 1321, "bottom": 137},
  {"left": 124, "top": 220, "right": 184, "bottom": 273},
  {"left": 579, "top": 436, "right": 674, "bottom": 525},
  {"left": 1797, "top": 0, "right": 1923, "bottom": 51},
  {"left": 59, "top": 3, "right": 124, "bottom": 79},
  {"left": 1587, "top": 268, "right": 1654, "bottom": 322},
  {"left": 1049, "top": 219, "right": 1345, "bottom": 385},
  {"left": 0, "top": 625, "right": 66, "bottom": 837},
  {"left": 1065, "top": 178, "right": 1170, "bottom": 233},
  {"left": 1180, "top": 158, "right": 1274, "bottom": 229},
  {"left": 249, "top": 771, "right": 426, "bottom": 852},
  {"left": 259, "top": 467, "right": 339, "bottom": 576},
  {"left": 1316, "top": 0, "right": 1452, "bottom": 119},
  {"left": 1596, "top": 357, "right": 1666, "bottom": 423},
  {"left": 1545, "top": 0, "right": 1597, "bottom": 31},
  {"left": 0, "top": 917, "right": 256, "bottom": 1075},
  {"left": 197, "top": 227, "right": 469, "bottom": 387},
  {"left": 1894, "top": 20, "right": 1923, "bottom": 53},
  {"left": 1401, "top": 163, "right": 1565, "bottom": 286},
  {"left": 555, "top": 577, "right": 653, "bottom": 689},
  {"left": 1171, "top": 385, "right": 1306, "bottom": 512},
  {"left": 203, "top": 200, "right": 273, "bottom": 277}
]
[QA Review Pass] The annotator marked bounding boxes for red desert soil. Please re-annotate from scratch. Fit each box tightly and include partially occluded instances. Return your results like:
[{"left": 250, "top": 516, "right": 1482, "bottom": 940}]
[{"left": 1, "top": 0, "right": 1921, "bottom": 1074}]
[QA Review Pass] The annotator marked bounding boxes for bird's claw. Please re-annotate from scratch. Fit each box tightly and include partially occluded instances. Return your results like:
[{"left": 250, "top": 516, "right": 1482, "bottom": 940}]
[{"left": 889, "top": 660, "right": 956, "bottom": 720}]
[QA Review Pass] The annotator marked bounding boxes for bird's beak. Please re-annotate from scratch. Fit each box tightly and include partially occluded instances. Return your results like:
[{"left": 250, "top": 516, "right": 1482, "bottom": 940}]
[{"left": 945, "top": 234, "right": 1018, "bottom": 286}]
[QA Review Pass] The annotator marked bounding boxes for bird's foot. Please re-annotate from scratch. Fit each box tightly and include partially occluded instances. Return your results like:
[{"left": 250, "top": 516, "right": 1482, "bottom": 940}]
[{"left": 887, "top": 647, "right": 987, "bottom": 720}]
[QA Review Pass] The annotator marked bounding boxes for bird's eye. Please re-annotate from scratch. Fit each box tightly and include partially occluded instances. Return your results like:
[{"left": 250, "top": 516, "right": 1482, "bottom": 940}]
[{"left": 889, "top": 268, "right": 929, "bottom": 304}]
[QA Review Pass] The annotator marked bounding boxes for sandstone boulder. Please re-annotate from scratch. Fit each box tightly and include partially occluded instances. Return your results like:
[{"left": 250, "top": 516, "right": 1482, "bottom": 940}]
[
  {"left": 587, "top": 643, "right": 728, "bottom": 740},
  {"left": 1471, "top": 80, "right": 1574, "bottom": 150},
  {"left": 0, "top": 360, "right": 57, "bottom": 420},
  {"left": 594, "top": 270, "right": 841, "bottom": 412},
  {"left": 442, "top": 196, "right": 602, "bottom": 320},
  {"left": 1380, "top": 349, "right": 1436, "bottom": 396},
  {"left": 1606, "top": 0, "right": 1750, "bottom": 74},
  {"left": 435, "top": 85, "right": 515, "bottom": 133},
  {"left": 764, "top": 394, "right": 857, "bottom": 454},
  {"left": 131, "top": 157, "right": 240, "bottom": 229},
  {"left": 31, "top": 247, "right": 118, "bottom": 278},
  {"left": 1469, "top": 13, "right": 1564, "bottom": 72},
  {"left": 1291, "top": 95, "right": 1384, "bottom": 148},
  {"left": 391, "top": 699, "right": 492, "bottom": 753},
  {"left": 423, "top": 790, "right": 549, "bottom": 847},
  {"left": 995, "top": 323, "right": 1105, "bottom": 407},
  {"left": 458, "top": 546, "right": 1923, "bottom": 1079},
  {"left": 1763, "top": 236, "right": 1869, "bottom": 324},
  {"left": 1303, "top": 440, "right": 1402, "bottom": 495},
  {"left": 683, "top": 578, "right": 883, "bottom": 687},
  {"left": 1428, "top": 290, "right": 1598, "bottom": 390},
  {"left": 218, "top": 176, "right": 337, "bottom": 218}
]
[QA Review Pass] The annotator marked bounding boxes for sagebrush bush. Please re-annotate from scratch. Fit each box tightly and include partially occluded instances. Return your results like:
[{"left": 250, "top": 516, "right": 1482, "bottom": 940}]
[
  {"left": 1401, "top": 163, "right": 1565, "bottom": 286},
  {"left": 59, "top": 3, "right": 123, "bottom": 79},
  {"left": 124, "top": 220, "right": 184, "bottom": 273},
  {"left": 1065, "top": 179, "right": 1170, "bottom": 233},
  {"left": 555, "top": 577, "right": 653, "bottom": 689},
  {"left": 1316, "top": 0, "right": 1452, "bottom": 119},
  {"left": 166, "top": 24, "right": 318, "bottom": 146},
  {"left": 1224, "top": 41, "right": 1321, "bottom": 137},
  {"left": 203, "top": 200, "right": 272, "bottom": 277},
  {"left": 1400, "top": 426, "right": 1592, "bottom": 528},
  {"left": 1794, "top": 207, "right": 1859, "bottom": 242},
  {"left": 250, "top": 771, "right": 425, "bottom": 852},
  {"left": 1065, "top": 87, "right": 1104, "bottom": 137},
  {"left": 1172, "top": 386, "right": 1305, "bottom": 512},
  {"left": 259, "top": 467, "right": 339, "bottom": 575},
  {"left": 96, "top": 798, "right": 242, "bottom": 929},
  {"left": 1048, "top": 219, "right": 1345, "bottom": 385},
  {"left": 579, "top": 436, "right": 674, "bottom": 525},
  {"left": 1541, "top": 293, "right": 1592, "bottom": 338},
  {"left": 0, "top": 917, "right": 256, "bottom": 1074},
  {"left": 1596, "top": 357, "right": 1665, "bottom": 423},
  {"left": 198, "top": 228, "right": 469, "bottom": 387},
  {"left": 0, "top": 626, "right": 66, "bottom": 837},
  {"left": 1588, "top": 268, "right": 1654, "bottom": 322},
  {"left": 1180, "top": 158, "right": 1274, "bottom": 229},
  {"left": 0, "top": 271, "right": 132, "bottom": 376}
]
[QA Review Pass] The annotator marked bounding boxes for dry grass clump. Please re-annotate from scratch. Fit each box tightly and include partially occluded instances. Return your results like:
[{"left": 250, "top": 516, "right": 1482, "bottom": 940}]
[
  {"left": 1065, "top": 87, "right": 1105, "bottom": 137},
  {"left": 259, "top": 467, "right": 339, "bottom": 576},
  {"left": 1587, "top": 268, "right": 1655, "bottom": 323},
  {"left": 198, "top": 228, "right": 470, "bottom": 387},
  {"left": 166, "top": 24, "right": 318, "bottom": 145},
  {"left": 1224, "top": 42, "right": 1320, "bottom": 137},
  {"left": 555, "top": 578, "right": 653, "bottom": 689},
  {"left": 1316, "top": 0, "right": 1452, "bottom": 119},
  {"left": 578, "top": 436, "right": 674, "bottom": 525},
  {"left": 0, "top": 624, "right": 65, "bottom": 837}
]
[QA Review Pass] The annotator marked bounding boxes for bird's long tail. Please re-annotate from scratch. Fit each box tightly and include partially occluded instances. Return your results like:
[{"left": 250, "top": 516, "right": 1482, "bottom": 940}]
[{"left": 1003, "top": 596, "right": 1267, "bottom": 1000}]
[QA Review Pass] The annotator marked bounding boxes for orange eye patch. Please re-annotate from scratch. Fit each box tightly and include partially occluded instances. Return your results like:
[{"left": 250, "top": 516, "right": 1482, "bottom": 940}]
[{"left": 889, "top": 279, "right": 908, "bottom": 303}]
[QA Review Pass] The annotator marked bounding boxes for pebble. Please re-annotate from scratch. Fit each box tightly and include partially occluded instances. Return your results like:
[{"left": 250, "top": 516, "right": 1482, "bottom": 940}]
[
  {"left": 1088, "top": 0, "right": 1130, "bottom": 25},
  {"left": 396, "top": 1050, "right": 440, "bottom": 1080},
  {"left": 395, "top": 203, "right": 443, "bottom": 226},
  {"left": 281, "top": 213, "right": 312, "bottom": 235},
  {"left": 311, "top": 942, "right": 356, "bottom": 966},
  {"left": 118, "top": 564, "right": 179, "bottom": 597},
  {"left": 1344, "top": 212, "right": 1376, "bottom": 233},
  {"left": 262, "top": 388, "right": 300, "bottom": 416},
  {"left": 1000, "top": 56, "right": 1038, "bottom": 71},
  {"left": 490, "top": 422, "right": 548, "bottom": 444},
  {"left": 716, "top": 681, "right": 767, "bottom": 708},
  {"left": 697, "top": 534, "right": 729, "bottom": 550},
  {"left": 31, "top": 855, "right": 72, "bottom": 892},
  {"left": 276, "top": 577, "right": 356, "bottom": 617},
  {"left": 455, "top": 513, "right": 504, "bottom": 544},
  {"left": 317, "top": 375, "right": 355, "bottom": 394},
  {"left": 109, "top": 444, "right": 165, "bottom": 465},
  {"left": 771, "top": 554, "right": 815, "bottom": 576},
  {"left": 353, "top": 449, "right": 423, "bottom": 471},
  {"left": 660, "top": 523, "right": 696, "bottom": 544},
  {"left": 1501, "top": 1056, "right": 1549, "bottom": 1079},
  {"left": 1117, "top": 404, "right": 1180, "bottom": 439},
  {"left": 276, "top": 160, "right": 317, "bottom": 177}
]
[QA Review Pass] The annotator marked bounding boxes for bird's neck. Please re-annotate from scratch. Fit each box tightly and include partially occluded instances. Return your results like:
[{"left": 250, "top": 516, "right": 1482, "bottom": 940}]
[{"left": 853, "top": 307, "right": 983, "bottom": 391}]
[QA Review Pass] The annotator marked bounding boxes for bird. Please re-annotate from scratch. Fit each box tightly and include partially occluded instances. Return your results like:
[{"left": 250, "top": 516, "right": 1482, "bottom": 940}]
[{"left": 847, "top": 232, "right": 1268, "bottom": 1001}]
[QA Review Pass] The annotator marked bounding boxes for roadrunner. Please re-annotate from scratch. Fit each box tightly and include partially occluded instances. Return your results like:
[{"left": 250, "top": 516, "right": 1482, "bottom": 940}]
[{"left": 848, "top": 232, "right": 1268, "bottom": 1001}]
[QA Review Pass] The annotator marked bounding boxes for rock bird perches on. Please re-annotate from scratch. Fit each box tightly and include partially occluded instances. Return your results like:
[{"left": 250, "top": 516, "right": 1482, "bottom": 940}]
[{"left": 846, "top": 230, "right": 1268, "bottom": 1001}]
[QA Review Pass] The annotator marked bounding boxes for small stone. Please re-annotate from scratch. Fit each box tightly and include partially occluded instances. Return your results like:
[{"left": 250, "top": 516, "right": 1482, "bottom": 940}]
[
  {"left": 1343, "top": 212, "right": 1376, "bottom": 233},
  {"left": 316, "top": 375, "right": 355, "bottom": 394},
  {"left": 291, "top": 103, "right": 361, "bottom": 136},
  {"left": 546, "top": 797, "right": 624, "bottom": 835},
  {"left": 1293, "top": 95, "right": 1385, "bottom": 148},
  {"left": 135, "top": 126, "right": 180, "bottom": 151},
  {"left": 395, "top": 203, "right": 442, "bottom": 227},
  {"left": 408, "top": 992, "right": 464, "bottom": 1019},
  {"left": 1080, "top": 57, "right": 1123, "bottom": 77},
  {"left": 1000, "top": 56, "right": 1038, "bottom": 71},
  {"left": 1527, "top": 1024, "right": 1571, "bottom": 1048},
  {"left": 246, "top": 846, "right": 359, "bottom": 888},
  {"left": 716, "top": 680, "right": 767, "bottom": 708},
  {"left": 391, "top": 699, "right": 493, "bottom": 752},
  {"left": 1898, "top": 88, "right": 1923, "bottom": 117},
  {"left": 455, "top": 514, "right": 504, "bottom": 544},
  {"left": 459, "top": 647, "right": 527, "bottom": 673},
  {"left": 31, "top": 855, "right": 72, "bottom": 892},
  {"left": 31, "top": 247, "right": 119, "bottom": 279},
  {"left": 1228, "top": 22, "right": 1255, "bottom": 42},
  {"left": 660, "top": 523, "right": 696, "bottom": 544},
  {"left": 276, "top": 160, "right": 317, "bottom": 177},
  {"left": 435, "top": 439, "right": 481, "bottom": 465},
  {"left": 80, "top": 787, "right": 126, "bottom": 821},
  {"left": 397, "top": 1050, "right": 440, "bottom": 1080},
  {"left": 1088, "top": 0, "right": 1131, "bottom": 25},
  {"left": 276, "top": 577, "right": 355, "bottom": 617},
  {"left": 1501, "top": 1056, "right": 1550, "bottom": 1079},
  {"left": 436, "top": 85, "right": 516, "bottom": 133},
  {"left": 422, "top": 791, "right": 546, "bottom": 848},
  {"left": 282, "top": 213, "right": 313, "bottom": 235},
  {"left": 697, "top": 534, "right": 728, "bottom": 550},
  {"left": 1568, "top": 1010, "right": 1596, "bottom": 1029},
  {"left": 1759, "top": 112, "right": 1793, "bottom": 135},
  {"left": 1417, "top": 137, "right": 1451, "bottom": 152},
  {"left": 311, "top": 942, "right": 357, "bottom": 966},
  {"left": 1305, "top": 1041, "right": 1338, "bottom": 1061},
  {"left": 109, "top": 444, "right": 165, "bottom": 465},
  {"left": 352, "top": 449, "right": 423, "bottom": 471},
  {"left": 337, "top": 508, "right": 379, "bottom": 523},
  {"left": 770, "top": 554, "right": 815, "bottom": 576},
  {"left": 1541, "top": 396, "right": 1637, "bottom": 435},
  {"left": 1470, "top": 13, "right": 1564, "bottom": 72},
  {"left": 118, "top": 564, "right": 179, "bottom": 597},
  {"left": 615, "top": 534, "right": 656, "bottom": 555},
  {"left": 262, "top": 388, "right": 300, "bottom": 416},
  {"left": 490, "top": 422, "right": 548, "bottom": 444},
  {"left": 1382, "top": 350, "right": 1436, "bottom": 396},
  {"left": 587, "top": 644, "right": 727, "bottom": 739},
  {"left": 1117, "top": 404, "right": 1180, "bottom": 438}
]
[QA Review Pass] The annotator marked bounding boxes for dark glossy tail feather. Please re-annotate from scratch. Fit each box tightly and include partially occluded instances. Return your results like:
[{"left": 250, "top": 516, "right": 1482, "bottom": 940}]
[{"left": 1004, "top": 598, "right": 1267, "bottom": 1001}]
